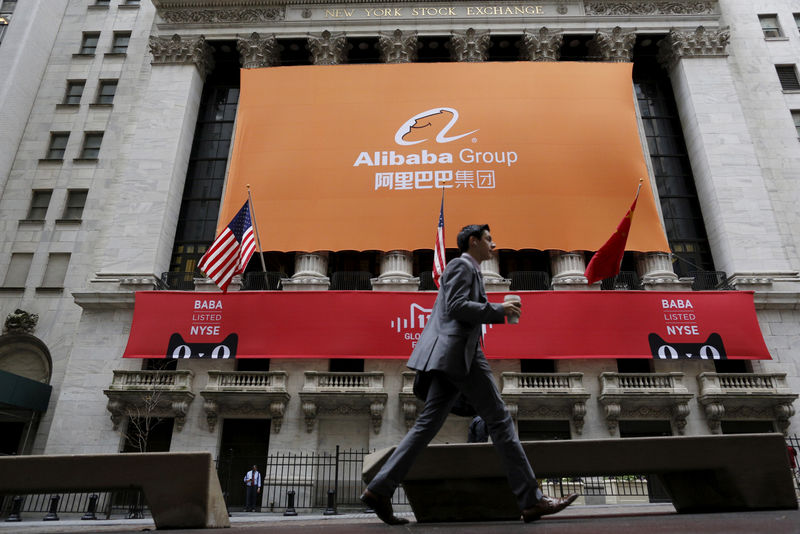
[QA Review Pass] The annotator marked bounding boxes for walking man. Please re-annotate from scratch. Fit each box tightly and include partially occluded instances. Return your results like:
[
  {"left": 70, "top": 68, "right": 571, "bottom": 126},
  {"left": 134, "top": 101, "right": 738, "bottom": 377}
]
[{"left": 361, "top": 224, "right": 577, "bottom": 524}]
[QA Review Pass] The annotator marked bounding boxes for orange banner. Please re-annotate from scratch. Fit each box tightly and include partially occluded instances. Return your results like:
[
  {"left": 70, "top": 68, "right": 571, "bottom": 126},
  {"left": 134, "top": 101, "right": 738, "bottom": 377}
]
[{"left": 221, "top": 62, "right": 670, "bottom": 253}]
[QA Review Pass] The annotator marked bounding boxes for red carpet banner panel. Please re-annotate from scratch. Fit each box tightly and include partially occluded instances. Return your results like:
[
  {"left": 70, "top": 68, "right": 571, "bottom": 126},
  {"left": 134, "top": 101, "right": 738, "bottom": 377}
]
[{"left": 123, "top": 291, "right": 770, "bottom": 361}]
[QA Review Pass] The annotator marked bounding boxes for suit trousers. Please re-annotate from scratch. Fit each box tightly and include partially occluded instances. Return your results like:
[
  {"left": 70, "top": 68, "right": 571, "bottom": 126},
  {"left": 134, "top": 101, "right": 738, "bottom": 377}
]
[{"left": 367, "top": 352, "right": 543, "bottom": 511}]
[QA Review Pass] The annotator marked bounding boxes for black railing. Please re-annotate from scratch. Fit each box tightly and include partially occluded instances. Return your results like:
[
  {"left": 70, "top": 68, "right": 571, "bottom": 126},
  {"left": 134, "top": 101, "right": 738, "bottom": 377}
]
[
  {"left": 510, "top": 271, "right": 551, "bottom": 291},
  {"left": 601, "top": 271, "right": 643, "bottom": 291},
  {"left": 0, "top": 489, "right": 147, "bottom": 520},
  {"left": 689, "top": 270, "right": 733, "bottom": 290},
  {"left": 418, "top": 271, "right": 437, "bottom": 291},
  {"left": 241, "top": 271, "right": 283, "bottom": 290},
  {"left": 329, "top": 271, "right": 373, "bottom": 291},
  {"left": 160, "top": 271, "right": 196, "bottom": 290}
]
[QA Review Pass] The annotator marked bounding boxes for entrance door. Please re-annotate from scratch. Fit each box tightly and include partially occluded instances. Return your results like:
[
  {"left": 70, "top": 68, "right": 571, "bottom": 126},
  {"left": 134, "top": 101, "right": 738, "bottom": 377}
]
[
  {"left": 0, "top": 421, "right": 25, "bottom": 455},
  {"left": 618, "top": 420, "right": 672, "bottom": 502},
  {"left": 218, "top": 419, "right": 270, "bottom": 510}
]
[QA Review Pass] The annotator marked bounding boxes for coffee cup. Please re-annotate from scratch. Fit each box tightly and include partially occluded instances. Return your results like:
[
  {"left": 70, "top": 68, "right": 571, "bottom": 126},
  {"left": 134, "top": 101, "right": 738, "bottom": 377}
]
[{"left": 504, "top": 294, "right": 521, "bottom": 324}]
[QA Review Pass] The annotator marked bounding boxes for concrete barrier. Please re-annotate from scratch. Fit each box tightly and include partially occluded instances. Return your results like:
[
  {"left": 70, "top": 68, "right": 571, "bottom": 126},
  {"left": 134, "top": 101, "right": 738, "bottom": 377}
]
[
  {"left": 363, "top": 433, "right": 798, "bottom": 522},
  {"left": 0, "top": 452, "right": 229, "bottom": 529}
]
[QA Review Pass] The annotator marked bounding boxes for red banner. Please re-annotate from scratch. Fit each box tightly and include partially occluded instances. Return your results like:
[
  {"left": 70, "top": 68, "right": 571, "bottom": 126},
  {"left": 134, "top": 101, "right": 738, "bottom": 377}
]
[{"left": 122, "top": 291, "right": 770, "bottom": 361}]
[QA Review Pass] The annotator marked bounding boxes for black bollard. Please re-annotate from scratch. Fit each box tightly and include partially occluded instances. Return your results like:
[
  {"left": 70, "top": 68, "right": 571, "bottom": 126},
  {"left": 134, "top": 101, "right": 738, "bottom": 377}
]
[
  {"left": 5, "top": 496, "right": 22, "bottom": 522},
  {"left": 283, "top": 490, "right": 298, "bottom": 516},
  {"left": 43, "top": 495, "right": 60, "bottom": 521},
  {"left": 323, "top": 489, "right": 337, "bottom": 515},
  {"left": 81, "top": 494, "right": 99, "bottom": 520}
]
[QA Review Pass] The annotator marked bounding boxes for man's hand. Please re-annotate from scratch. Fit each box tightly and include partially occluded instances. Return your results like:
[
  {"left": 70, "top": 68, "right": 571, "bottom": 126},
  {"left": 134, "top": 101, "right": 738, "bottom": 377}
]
[{"left": 502, "top": 300, "right": 521, "bottom": 318}]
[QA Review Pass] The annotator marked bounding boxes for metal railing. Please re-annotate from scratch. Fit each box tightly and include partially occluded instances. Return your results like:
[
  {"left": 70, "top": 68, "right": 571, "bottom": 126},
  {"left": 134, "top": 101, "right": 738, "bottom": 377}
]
[
  {"left": 241, "top": 271, "right": 283, "bottom": 290},
  {"left": 601, "top": 271, "right": 643, "bottom": 290},
  {"left": 160, "top": 271, "right": 196, "bottom": 290},
  {"left": 509, "top": 271, "right": 551, "bottom": 290},
  {"left": 690, "top": 270, "right": 733, "bottom": 290},
  {"left": 418, "top": 271, "right": 437, "bottom": 291},
  {"left": 0, "top": 489, "right": 148, "bottom": 520},
  {"left": 329, "top": 271, "right": 373, "bottom": 291}
]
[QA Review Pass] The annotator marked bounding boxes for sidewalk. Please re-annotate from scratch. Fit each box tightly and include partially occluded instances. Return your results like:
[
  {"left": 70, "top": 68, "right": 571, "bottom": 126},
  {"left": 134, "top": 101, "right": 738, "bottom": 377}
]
[{"left": 1, "top": 503, "right": 799, "bottom": 534}]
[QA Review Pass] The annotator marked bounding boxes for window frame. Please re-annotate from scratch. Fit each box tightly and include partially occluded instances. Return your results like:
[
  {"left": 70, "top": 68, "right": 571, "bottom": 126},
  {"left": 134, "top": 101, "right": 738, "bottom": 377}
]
[
  {"left": 776, "top": 64, "right": 800, "bottom": 92},
  {"left": 45, "top": 132, "right": 70, "bottom": 161},
  {"left": 110, "top": 31, "right": 131, "bottom": 54},
  {"left": 26, "top": 190, "right": 53, "bottom": 221},
  {"left": 61, "top": 189, "right": 88, "bottom": 221},
  {"left": 78, "top": 132, "right": 104, "bottom": 160},
  {"left": 95, "top": 79, "right": 118, "bottom": 105},
  {"left": 39, "top": 253, "right": 71, "bottom": 290},
  {"left": 3, "top": 253, "right": 34, "bottom": 289},
  {"left": 758, "top": 14, "right": 783, "bottom": 39},
  {"left": 79, "top": 32, "right": 100, "bottom": 55},
  {"left": 63, "top": 80, "right": 85, "bottom": 105}
]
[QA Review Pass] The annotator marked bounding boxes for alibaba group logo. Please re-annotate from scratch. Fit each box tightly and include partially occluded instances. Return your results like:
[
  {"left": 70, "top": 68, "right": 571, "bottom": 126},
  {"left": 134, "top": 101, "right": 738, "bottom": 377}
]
[{"left": 395, "top": 107, "right": 478, "bottom": 146}]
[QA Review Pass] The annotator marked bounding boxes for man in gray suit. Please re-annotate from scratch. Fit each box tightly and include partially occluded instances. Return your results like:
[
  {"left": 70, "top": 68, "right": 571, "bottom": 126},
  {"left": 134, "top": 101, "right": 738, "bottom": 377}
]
[{"left": 361, "top": 224, "right": 577, "bottom": 524}]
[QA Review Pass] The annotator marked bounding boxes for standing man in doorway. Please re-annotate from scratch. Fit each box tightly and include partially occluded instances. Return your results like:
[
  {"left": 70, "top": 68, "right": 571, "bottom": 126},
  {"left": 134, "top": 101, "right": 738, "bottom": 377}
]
[
  {"left": 243, "top": 464, "right": 262, "bottom": 512},
  {"left": 361, "top": 224, "right": 577, "bottom": 525}
]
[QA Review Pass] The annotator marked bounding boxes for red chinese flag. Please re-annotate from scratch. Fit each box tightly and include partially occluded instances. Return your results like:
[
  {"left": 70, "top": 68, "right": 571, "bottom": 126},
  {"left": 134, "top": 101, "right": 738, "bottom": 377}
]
[{"left": 584, "top": 190, "right": 640, "bottom": 285}]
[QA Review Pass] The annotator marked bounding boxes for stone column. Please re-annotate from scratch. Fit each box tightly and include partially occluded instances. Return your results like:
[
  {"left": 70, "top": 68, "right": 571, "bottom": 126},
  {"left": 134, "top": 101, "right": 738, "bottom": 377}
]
[
  {"left": 588, "top": 26, "right": 636, "bottom": 62},
  {"left": 377, "top": 29, "right": 417, "bottom": 63},
  {"left": 637, "top": 252, "right": 688, "bottom": 290},
  {"left": 372, "top": 251, "right": 418, "bottom": 291},
  {"left": 658, "top": 26, "right": 794, "bottom": 282},
  {"left": 521, "top": 27, "right": 563, "bottom": 61},
  {"left": 450, "top": 28, "right": 490, "bottom": 62},
  {"left": 550, "top": 251, "right": 590, "bottom": 290},
  {"left": 307, "top": 30, "right": 347, "bottom": 65},
  {"left": 94, "top": 35, "right": 213, "bottom": 282},
  {"left": 237, "top": 32, "right": 279, "bottom": 68},
  {"left": 481, "top": 257, "right": 510, "bottom": 292},
  {"left": 282, "top": 252, "right": 330, "bottom": 291}
]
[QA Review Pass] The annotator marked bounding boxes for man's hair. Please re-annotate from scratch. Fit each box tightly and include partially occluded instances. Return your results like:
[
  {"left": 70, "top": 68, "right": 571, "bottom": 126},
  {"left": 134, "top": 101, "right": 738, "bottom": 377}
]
[{"left": 457, "top": 224, "right": 490, "bottom": 252}]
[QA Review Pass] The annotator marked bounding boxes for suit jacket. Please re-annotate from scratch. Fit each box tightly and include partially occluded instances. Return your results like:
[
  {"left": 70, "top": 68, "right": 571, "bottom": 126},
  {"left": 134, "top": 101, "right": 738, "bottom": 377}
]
[{"left": 408, "top": 253, "right": 505, "bottom": 378}]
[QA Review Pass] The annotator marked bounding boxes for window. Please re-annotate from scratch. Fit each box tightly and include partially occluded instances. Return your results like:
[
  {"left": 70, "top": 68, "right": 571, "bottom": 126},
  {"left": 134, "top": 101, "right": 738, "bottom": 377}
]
[
  {"left": 45, "top": 132, "right": 69, "bottom": 160},
  {"left": 63, "top": 80, "right": 85, "bottom": 105},
  {"left": 124, "top": 0, "right": 141, "bottom": 5},
  {"left": 93, "top": 0, "right": 110, "bottom": 6},
  {"left": 95, "top": 80, "right": 117, "bottom": 104},
  {"left": 758, "top": 14, "right": 783, "bottom": 38},
  {"left": 792, "top": 111, "right": 800, "bottom": 137},
  {"left": 0, "top": 15, "right": 9, "bottom": 45},
  {"left": 3, "top": 253, "right": 33, "bottom": 288},
  {"left": 776, "top": 65, "right": 800, "bottom": 91},
  {"left": 62, "top": 190, "right": 88, "bottom": 220},
  {"left": 79, "top": 132, "right": 103, "bottom": 159},
  {"left": 79, "top": 32, "right": 100, "bottom": 55},
  {"left": 110, "top": 32, "right": 130, "bottom": 54},
  {"left": 794, "top": 13, "right": 800, "bottom": 33},
  {"left": 40, "top": 253, "right": 70, "bottom": 288},
  {"left": 27, "top": 190, "right": 52, "bottom": 220}
]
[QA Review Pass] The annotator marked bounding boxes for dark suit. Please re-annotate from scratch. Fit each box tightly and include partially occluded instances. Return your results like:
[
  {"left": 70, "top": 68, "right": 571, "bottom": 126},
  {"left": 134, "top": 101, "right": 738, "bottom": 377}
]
[{"left": 367, "top": 254, "right": 543, "bottom": 510}]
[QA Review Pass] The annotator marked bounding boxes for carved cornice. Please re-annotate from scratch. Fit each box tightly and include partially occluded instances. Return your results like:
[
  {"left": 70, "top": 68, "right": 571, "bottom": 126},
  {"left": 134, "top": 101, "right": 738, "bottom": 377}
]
[
  {"left": 307, "top": 30, "right": 347, "bottom": 65},
  {"left": 237, "top": 32, "right": 279, "bottom": 68},
  {"left": 378, "top": 29, "right": 418, "bottom": 64},
  {"left": 159, "top": 6, "right": 284, "bottom": 24},
  {"left": 450, "top": 28, "right": 490, "bottom": 63},
  {"left": 584, "top": 1, "right": 717, "bottom": 16},
  {"left": 588, "top": 26, "right": 636, "bottom": 62},
  {"left": 522, "top": 27, "right": 563, "bottom": 62},
  {"left": 657, "top": 25, "right": 730, "bottom": 69},
  {"left": 149, "top": 34, "right": 215, "bottom": 79}
]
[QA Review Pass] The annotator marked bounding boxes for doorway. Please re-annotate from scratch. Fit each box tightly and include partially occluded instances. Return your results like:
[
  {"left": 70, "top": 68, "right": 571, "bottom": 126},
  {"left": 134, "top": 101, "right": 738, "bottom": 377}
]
[{"left": 218, "top": 419, "right": 270, "bottom": 510}]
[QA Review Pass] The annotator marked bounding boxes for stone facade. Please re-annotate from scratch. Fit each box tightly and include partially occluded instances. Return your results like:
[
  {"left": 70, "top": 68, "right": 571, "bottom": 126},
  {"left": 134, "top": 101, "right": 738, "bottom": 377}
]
[{"left": 0, "top": 0, "right": 798, "bottom": 480}]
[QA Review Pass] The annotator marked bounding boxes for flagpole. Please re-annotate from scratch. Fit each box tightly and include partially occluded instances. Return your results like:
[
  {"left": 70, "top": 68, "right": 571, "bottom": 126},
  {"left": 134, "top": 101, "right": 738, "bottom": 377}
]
[{"left": 246, "top": 184, "right": 268, "bottom": 273}]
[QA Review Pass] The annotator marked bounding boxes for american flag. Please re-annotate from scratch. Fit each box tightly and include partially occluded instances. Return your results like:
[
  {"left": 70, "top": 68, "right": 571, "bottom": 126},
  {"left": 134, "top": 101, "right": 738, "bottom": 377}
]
[
  {"left": 198, "top": 200, "right": 256, "bottom": 292},
  {"left": 433, "top": 194, "right": 446, "bottom": 288}
]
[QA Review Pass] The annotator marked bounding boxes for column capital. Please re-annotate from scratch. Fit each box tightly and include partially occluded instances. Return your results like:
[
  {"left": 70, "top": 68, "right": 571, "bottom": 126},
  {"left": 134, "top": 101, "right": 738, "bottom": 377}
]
[
  {"left": 521, "top": 27, "right": 563, "bottom": 62},
  {"left": 149, "top": 34, "right": 214, "bottom": 80},
  {"left": 658, "top": 26, "right": 730, "bottom": 69},
  {"left": 308, "top": 30, "right": 347, "bottom": 65},
  {"left": 450, "top": 28, "right": 490, "bottom": 63},
  {"left": 237, "top": 32, "right": 279, "bottom": 69},
  {"left": 378, "top": 29, "right": 418, "bottom": 64},
  {"left": 588, "top": 26, "right": 636, "bottom": 62}
]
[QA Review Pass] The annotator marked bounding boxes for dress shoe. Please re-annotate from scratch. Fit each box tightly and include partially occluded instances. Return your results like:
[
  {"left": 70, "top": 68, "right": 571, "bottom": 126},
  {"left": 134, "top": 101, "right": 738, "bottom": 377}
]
[
  {"left": 360, "top": 489, "right": 409, "bottom": 525},
  {"left": 521, "top": 493, "right": 578, "bottom": 523}
]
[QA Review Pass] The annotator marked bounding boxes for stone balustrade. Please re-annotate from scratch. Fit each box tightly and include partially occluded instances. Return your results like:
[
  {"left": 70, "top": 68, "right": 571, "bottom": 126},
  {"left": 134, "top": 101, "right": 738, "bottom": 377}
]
[
  {"left": 298, "top": 372, "right": 387, "bottom": 434},
  {"left": 697, "top": 372, "right": 798, "bottom": 434},
  {"left": 201, "top": 371, "right": 289, "bottom": 433},
  {"left": 104, "top": 370, "right": 195, "bottom": 431},
  {"left": 598, "top": 372, "right": 692, "bottom": 435},
  {"left": 501, "top": 372, "right": 590, "bottom": 435}
]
